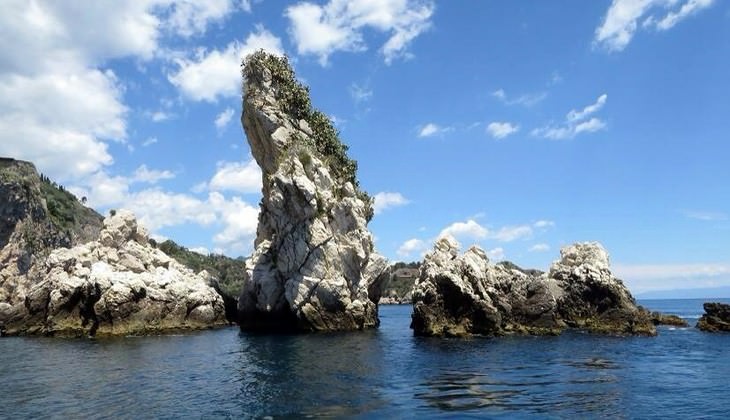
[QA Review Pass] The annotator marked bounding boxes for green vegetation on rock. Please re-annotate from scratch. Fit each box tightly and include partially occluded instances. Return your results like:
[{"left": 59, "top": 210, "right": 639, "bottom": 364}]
[
  {"left": 157, "top": 240, "right": 246, "bottom": 300},
  {"left": 242, "top": 51, "right": 373, "bottom": 221}
]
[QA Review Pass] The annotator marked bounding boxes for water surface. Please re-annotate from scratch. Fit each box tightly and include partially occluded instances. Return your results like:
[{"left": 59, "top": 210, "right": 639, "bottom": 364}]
[{"left": 1, "top": 299, "right": 729, "bottom": 418}]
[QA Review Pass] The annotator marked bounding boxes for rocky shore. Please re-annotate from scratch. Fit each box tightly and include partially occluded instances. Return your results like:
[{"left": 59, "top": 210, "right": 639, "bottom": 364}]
[{"left": 411, "top": 237, "right": 655, "bottom": 337}]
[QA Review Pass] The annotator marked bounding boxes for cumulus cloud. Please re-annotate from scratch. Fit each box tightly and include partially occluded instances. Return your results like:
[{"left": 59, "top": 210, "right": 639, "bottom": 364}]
[
  {"left": 163, "top": 0, "right": 250, "bottom": 38},
  {"left": 397, "top": 238, "right": 428, "bottom": 258},
  {"left": 595, "top": 0, "right": 715, "bottom": 52},
  {"left": 532, "top": 94, "right": 608, "bottom": 140},
  {"left": 439, "top": 219, "right": 489, "bottom": 242},
  {"left": 214, "top": 107, "right": 235, "bottom": 130},
  {"left": 208, "top": 160, "right": 262, "bottom": 194},
  {"left": 486, "top": 122, "right": 519, "bottom": 139},
  {"left": 168, "top": 25, "right": 283, "bottom": 102},
  {"left": 285, "top": 0, "right": 435, "bottom": 65},
  {"left": 418, "top": 123, "right": 451, "bottom": 138},
  {"left": 373, "top": 192, "right": 410, "bottom": 215}
]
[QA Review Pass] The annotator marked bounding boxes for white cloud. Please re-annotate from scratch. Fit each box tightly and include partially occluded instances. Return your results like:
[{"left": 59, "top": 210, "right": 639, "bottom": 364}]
[
  {"left": 567, "top": 94, "right": 607, "bottom": 122},
  {"left": 214, "top": 107, "right": 235, "bottom": 130},
  {"left": 595, "top": 0, "right": 715, "bottom": 52},
  {"left": 373, "top": 192, "right": 410, "bottom": 215},
  {"left": 492, "top": 225, "right": 532, "bottom": 242},
  {"left": 285, "top": 0, "right": 435, "bottom": 65},
  {"left": 492, "top": 88, "right": 547, "bottom": 107},
  {"left": 486, "top": 122, "right": 519, "bottom": 139},
  {"left": 683, "top": 210, "right": 728, "bottom": 221},
  {"left": 208, "top": 160, "right": 262, "bottom": 194},
  {"left": 529, "top": 243, "right": 550, "bottom": 252},
  {"left": 142, "top": 137, "right": 159, "bottom": 147},
  {"left": 147, "top": 110, "right": 172, "bottom": 122},
  {"left": 209, "top": 192, "right": 259, "bottom": 255},
  {"left": 397, "top": 238, "right": 427, "bottom": 258},
  {"left": 439, "top": 219, "right": 489, "bottom": 242},
  {"left": 532, "top": 94, "right": 608, "bottom": 140},
  {"left": 131, "top": 165, "right": 175, "bottom": 184},
  {"left": 487, "top": 247, "right": 505, "bottom": 261},
  {"left": 169, "top": 25, "right": 283, "bottom": 102},
  {"left": 418, "top": 123, "right": 451, "bottom": 138},
  {"left": 533, "top": 220, "right": 555, "bottom": 229},
  {"left": 350, "top": 83, "right": 373, "bottom": 103},
  {"left": 163, "top": 0, "right": 247, "bottom": 38}
]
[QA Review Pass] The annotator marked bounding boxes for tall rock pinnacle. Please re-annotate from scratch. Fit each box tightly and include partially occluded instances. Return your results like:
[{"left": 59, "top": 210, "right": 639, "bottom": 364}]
[{"left": 238, "top": 51, "right": 387, "bottom": 332}]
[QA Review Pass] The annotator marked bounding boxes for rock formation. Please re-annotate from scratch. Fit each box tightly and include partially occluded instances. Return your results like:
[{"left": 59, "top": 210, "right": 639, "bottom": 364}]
[
  {"left": 237, "top": 51, "right": 387, "bottom": 332},
  {"left": 650, "top": 312, "right": 689, "bottom": 327},
  {"left": 696, "top": 302, "right": 730, "bottom": 332},
  {"left": 1, "top": 210, "right": 226, "bottom": 336},
  {"left": 411, "top": 237, "right": 655, "bottom": 337},
  {"left": 0, "top": 158, "right": 227, "bottom": 336}
]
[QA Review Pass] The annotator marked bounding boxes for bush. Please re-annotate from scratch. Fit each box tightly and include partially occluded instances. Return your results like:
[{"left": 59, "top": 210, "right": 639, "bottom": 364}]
[{"left": 243, "top": 51, "right": 373, "bottom": 222}]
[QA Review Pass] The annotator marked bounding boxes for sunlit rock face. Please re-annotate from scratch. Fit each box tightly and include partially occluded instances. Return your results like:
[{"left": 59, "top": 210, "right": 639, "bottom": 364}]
[
  {"left": 1, "top": 210, "right": 226, "bottom": 337},
  {"left": 237, "top": 51, "right": 387, "bottom": 332},
  {"left": 411, "top": 238, "right": 655, "bottom": 337}
]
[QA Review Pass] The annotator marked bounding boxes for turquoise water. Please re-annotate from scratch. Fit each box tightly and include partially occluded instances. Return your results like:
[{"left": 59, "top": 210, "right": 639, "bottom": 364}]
[{"left": 1, "top": 299, "right": 729, "bottom": 418}]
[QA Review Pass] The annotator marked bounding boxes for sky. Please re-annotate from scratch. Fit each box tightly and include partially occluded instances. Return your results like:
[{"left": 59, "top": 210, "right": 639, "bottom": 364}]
[{"left": 1, "top": 0, "right": 728, "bottom": 296}]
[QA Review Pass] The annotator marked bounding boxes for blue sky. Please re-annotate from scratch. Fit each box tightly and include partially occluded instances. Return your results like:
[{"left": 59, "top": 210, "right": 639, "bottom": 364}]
[{"left": 1, "top": 0, "right": 728, "bottom": 295}]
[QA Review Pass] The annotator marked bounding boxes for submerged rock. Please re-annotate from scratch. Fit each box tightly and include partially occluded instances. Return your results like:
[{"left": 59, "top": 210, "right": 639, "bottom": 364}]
[
  {"left": 411, "top": 238, "right": 655, "bottom": 337},
  {"left": 697, "top": 302, "right": 730, "bottom": 332},
  {"left": 237, "top": 51, "right": 387, "bottom": 332},
  {"left": 0, "top": 210, "right": 226, "bottom": 336}
]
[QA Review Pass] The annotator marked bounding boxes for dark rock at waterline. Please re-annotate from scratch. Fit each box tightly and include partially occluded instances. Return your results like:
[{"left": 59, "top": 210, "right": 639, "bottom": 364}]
[
  {"left": 650, "top": 311, "right": 689, "bottom": 327},
  {"left": 411, "top": 237, "right": 656, "bottom": 337},
  {"left": 697, "top": 302, "right": 730, "bottom": 332}
]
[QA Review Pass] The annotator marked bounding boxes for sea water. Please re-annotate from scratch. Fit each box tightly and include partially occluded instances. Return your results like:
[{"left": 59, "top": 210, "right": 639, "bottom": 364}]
[{"left": 1, "top": 299, "right": 729, "bottom": 418}]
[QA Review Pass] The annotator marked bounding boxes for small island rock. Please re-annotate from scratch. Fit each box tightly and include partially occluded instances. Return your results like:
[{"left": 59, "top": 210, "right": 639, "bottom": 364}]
[
  {"left": 697, "top": 302, "right": 730, "bottom": 332},
  {"left": 411, "top": 238, "right": 655, "bottom": 337},
  {"left": 237, "top": 52, "right": 387, "bottom": 332}
]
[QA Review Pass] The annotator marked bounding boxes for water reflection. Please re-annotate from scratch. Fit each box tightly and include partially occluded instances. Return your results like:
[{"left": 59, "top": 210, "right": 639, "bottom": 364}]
[{"left": 235, "top": 330, "right": 389, "bottom": 417}]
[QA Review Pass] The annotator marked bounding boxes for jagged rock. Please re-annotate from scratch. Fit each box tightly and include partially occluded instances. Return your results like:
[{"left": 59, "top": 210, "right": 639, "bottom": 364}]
[
  {"left": 237, "top": 51, "right": 387, "bottom": 332},
  {"left": 411, "top": 238, "right": 655, "bottom": 337},
  {"left": 697, "top": 302, "right": 730, "bottom": 332},
  {"left": 0, "top": 210, "right": 226, "bottom": 336}
]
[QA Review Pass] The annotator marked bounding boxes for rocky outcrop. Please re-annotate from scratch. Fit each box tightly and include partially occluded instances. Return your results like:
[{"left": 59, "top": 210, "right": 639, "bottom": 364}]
[
  {"left": 651, "top": 312, "right": 689, "bottom": 327},
  {"left": 237, "top": 51, "right": 387, "bottom": 332},
  {"left": 697, "top": 302, "right": 730, "bottom": 332},
  {"left": 0, "top": 210, "right": 226, "bottom": 336},
  {"left": 411, "top": 237, "right": 655, "bottom": 337}
]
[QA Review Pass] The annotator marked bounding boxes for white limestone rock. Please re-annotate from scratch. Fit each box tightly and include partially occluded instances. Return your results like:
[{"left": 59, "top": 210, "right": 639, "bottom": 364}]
[{"left": 237, "top": 52, "right": 387, "bottom": 332}]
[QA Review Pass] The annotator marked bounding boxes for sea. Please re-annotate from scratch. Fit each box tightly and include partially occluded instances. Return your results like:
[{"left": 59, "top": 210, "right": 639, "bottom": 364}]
[{"left": 1, "top": 298, "right": 729, "bottom": 419}]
